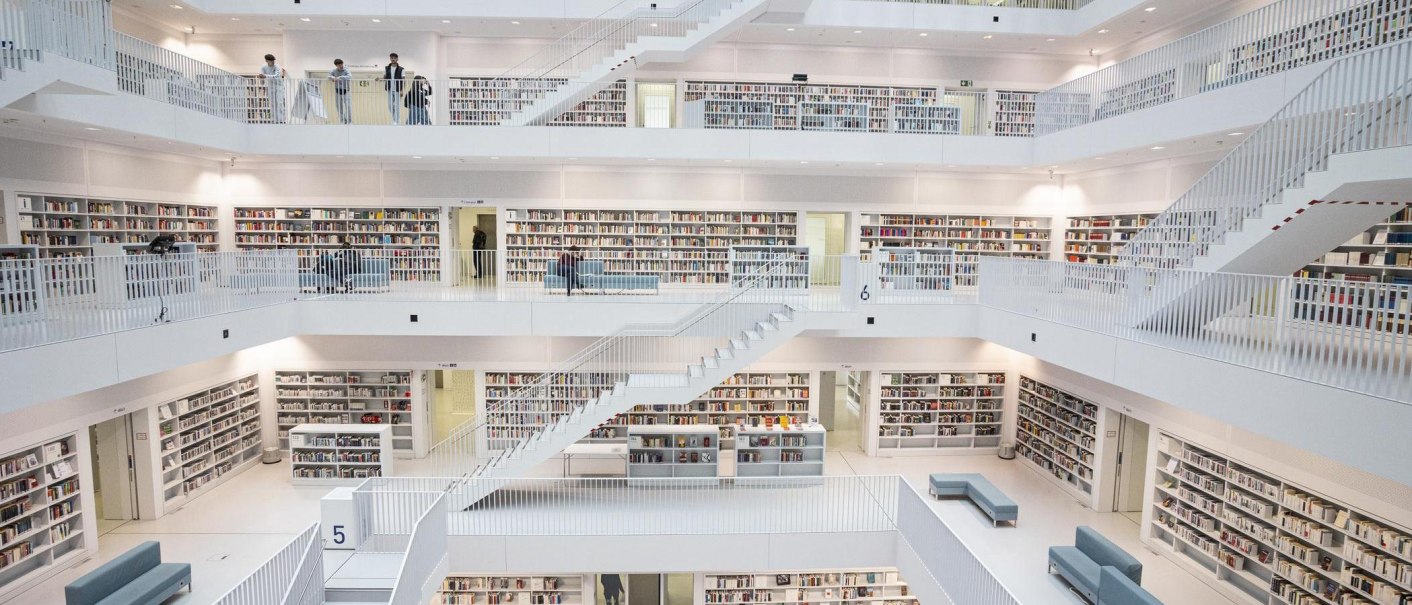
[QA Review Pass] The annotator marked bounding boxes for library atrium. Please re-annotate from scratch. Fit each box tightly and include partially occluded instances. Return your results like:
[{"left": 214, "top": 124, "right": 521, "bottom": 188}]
[{"left": 0, "top": 0, "right": 1410, "bottom": 604}]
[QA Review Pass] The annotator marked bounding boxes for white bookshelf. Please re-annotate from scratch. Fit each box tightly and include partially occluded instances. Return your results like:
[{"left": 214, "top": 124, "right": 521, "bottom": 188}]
[
  {"left": 0, "top": 433, "right": 88, "bottom": 600},
  {"left": 891, "top": 103, "right": 960, "bottom": 134},
  {"left": 1014, "top": 376, "right": 1099, "bottom": 500},
  {"left": 482, "top": 371, "right": 616, "bottom": 453},
  {"left": 437, "top": 574, "right": 591, "bottom": 605},
  {"left": 734, "top": 425, "right": 825, "bottom": 477},
  {"left": 15, "top": 194, "right": 218, "bottom": 258},
  {"left": 1064, "top": 213, "right": 1161, "bottom": 264},
  {"left": 1299, "top": 207, "right": 1412, "bottom": 286},
  {"left": 1034, "top": 91, "right": 1091, "bottom": 135},
  {"left": 447, "top": 78, "right": 626, "bottom": 127},
  {"left": 869, "top": 371, "right": 1004, "bottom": 456},
  {"left": 627, "top": 425, "right": 719, "bottom": 480},
  {"left": 799, "top": 101, "right": 869, "bottom": 132},
  {"left": 0, "top": 246, "right": 43, "bottom": 320},
  {"left": 683, "top": 80, "right": 945, "bottom": 133},
  {"left": 993, "top": 90, "right": 1037, "bottom": 137},
  {"left": 233, "top": 206, "right": 442, "bottom": 281},
  {"left": 844, "top": 371, "right": 864, "bottom": 415},
  {"left": 701, "top": 568, "right": 918, "bottom": 605},
  {"left": 729, "top": 245, "right": 810, "bottom": 290},
  {"left": 684, "top": 98, "right": 778, "bottom": 130},
  {"left": 289, "top": 424, "right": 392, "bottom": 485},
  {"left": 1150, "top": 432, "right": 1412, "bottom": 605},
  {"left": 860, "top": 213, "right": 1052, "bottom": 286},
  {"left": 872, "top": 247, "right": 955, "bottom": 291},
  {"left": 584, "top": 371, "right": 814, "bottom": 444},
  {"left": 152, "top": 375, "right": 262, "bottom": 513},
  {"left": 503, "top": 208, "right": 799, "bottom": 286},
  {"left": 274, "top": 370, "right": 425, "bottom": 458}
]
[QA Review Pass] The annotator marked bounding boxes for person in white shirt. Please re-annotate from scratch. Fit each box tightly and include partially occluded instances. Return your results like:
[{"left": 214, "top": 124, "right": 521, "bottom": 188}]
[
  {"left": 258, "top": 54, "right": 288, "bottom": 124},
  {"left": 328, "top": 58, "right": 352, "bottom": 124}
]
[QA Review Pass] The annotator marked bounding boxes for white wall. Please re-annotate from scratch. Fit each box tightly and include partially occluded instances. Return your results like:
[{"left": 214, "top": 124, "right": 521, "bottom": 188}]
[
  {"left": 1060, "top": 155, "right": 1217, "bottom": 216},
  {"left": 281, "top": 30, "right": 441, "bottom": 80}
]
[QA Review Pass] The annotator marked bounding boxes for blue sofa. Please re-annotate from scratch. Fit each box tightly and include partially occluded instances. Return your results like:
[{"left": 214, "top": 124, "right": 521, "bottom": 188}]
[
  {"left": 545, "top": 259, "right": 659, "bottom": 293},
  {"left": 1049, "top": 526, "right": 1143, "bottom": 603},
  {"left": 301, "top": 257, "right": 392, "bottom": 292},
  {"left": 1097, "top": 567, "right": 1163, "bottom": 605},
  {"left": 65, "top": 541, "right": 191, "bottom": 605},
  {"left": 928, "top": 473, "right": 1018, "bottom": 527}
]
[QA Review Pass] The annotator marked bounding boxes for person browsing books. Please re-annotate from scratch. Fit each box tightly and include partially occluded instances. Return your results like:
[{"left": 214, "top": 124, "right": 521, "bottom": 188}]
[{"left": 557, "top": 246, "right": 583, "bottom": 296}]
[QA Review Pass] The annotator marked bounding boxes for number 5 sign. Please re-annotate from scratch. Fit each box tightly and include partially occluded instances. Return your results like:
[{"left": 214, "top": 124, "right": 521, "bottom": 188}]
[{"left": 321, "top": 487, "right": 363, "bottom": 550}]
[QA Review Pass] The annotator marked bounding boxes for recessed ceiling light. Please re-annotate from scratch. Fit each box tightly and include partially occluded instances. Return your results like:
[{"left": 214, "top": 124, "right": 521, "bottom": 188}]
[
  {"left": 441, "top": 19, "right": 451, "bottom": 24},
  {"left": 1095, "top": 157, "right": 1105, "bottom": 160},
  {"left": 649, "top": 22, "right": 658, "bottom": 27},
  {"left": 1046, "top": 38, "right": 1055, "bottom": 42},
  {"left": 983, "top": 35, "right": 993, "bottom": 39},
  {"left": 490, "top": 156, "right": 500, "bottom": 160},
  {"left": 230, "top": 17, "right": 240, "bottom": 21},
  {"left": 874, "top": 162, "right": 884, "bottom": 166},
  {"left": 647, "top": 158, "right": 656, "bottom": 161},
  {"left": 919, "top": 32, "right": 929, "bottom": 37},
  {"left": 724, "top": 159, "right": 732, "bottom": 163},
  {"left": 300, "top": 17, "right": 310, "bottom": 22},
  {"left": 1145, "top": 6, "right": 1157, "bottom": 11},
  {"left": 853, "top": 30, "right": 862, "bottom": 34},
  {"left": 1228, "top": 132, "right": 1244, "bottom": 136},
  {"left": 946, "top": 165, "right": 957, "bottom": 168},
  {"left": 1098, "top": 29, "right": 1110, "bottom": 33},
  {"left": 1150, "top": 146, "right": 1165, "bottom": 150},
  {"left": 371, "top": 18, "right": 381, "bottom": 22},
  {"left": 511, "top": 20, "right": 520, "bottom": 25},
  {"left": 568, "top": 157, "right": 578, "bottom": 160},
  {"left": 800, "top": 161, "right": 808, "bottom": 164},
  {"left": 786, "top": 27, "right": 795, "bottom": 31},
  {"left": 84, "top": 127, "right": 101, "bottom": 131},
  {"left": 412, "top": 155, "right": 422, "bottom": 159},
  {"left": 169, "top": 4, "right": 182, "bottom": 9}
]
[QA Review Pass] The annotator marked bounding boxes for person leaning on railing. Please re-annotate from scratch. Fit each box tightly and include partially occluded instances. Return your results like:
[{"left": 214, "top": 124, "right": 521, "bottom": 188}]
[
  {"left": 329, "top": 58, "right": 352, "bottom": 125},
  {"left": 405, "top": 76, "right": 433, "bottom": 125},
  {"left": 376, "top": 53, "right": 406, "bottom": 125},
  {"left": 258, "top": 53, "right": 288, "bottom": 124}
]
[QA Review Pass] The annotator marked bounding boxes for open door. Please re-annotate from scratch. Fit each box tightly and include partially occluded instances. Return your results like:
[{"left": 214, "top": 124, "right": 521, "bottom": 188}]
[
  {"left": 90, "top": 415, "right": 140, "bottom": 531},
  {"left": 1110, "top": 414, "right": 1151, "bottom": 524}
]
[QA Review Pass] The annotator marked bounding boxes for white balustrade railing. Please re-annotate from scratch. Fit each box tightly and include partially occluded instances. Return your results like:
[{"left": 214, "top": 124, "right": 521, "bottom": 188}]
[
  {"left": 389, "top": 492, "right": 448, "bottom": 605},
  {"left": 894, "top": 482, "right": 1020, "bottom": 605},
  {"left": 1037, "top": 0, "right": 1412, "bottom": 133},
  {"left": 113, "top": 32, "right": 249, "bottom": 120},
  {"left": 979, "top": 257, "right": 1412, "bottom": 403},
  {"left": 859, "top": 0, "right": 1090, "bottom": 7},
  {"left": 214, "top": 523, "right": 323, "bottom": 605},
  {"left": 0, "top": 0, "right": 111, "bottom": 73},
  {"left": 351, "top": 480, "right": 450, "bottom": 550},
  {"left": 1118, "top": 40, "right": 1412, "bottom": 269}
]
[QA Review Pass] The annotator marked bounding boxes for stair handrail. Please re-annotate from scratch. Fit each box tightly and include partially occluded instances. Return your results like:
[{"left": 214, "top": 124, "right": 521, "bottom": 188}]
[
  {"left": 418, "top": 255, "right": 806, "bottom": 480},
  {"left": 1118, "top": 40, "right": 1412, "bottom": 269}
]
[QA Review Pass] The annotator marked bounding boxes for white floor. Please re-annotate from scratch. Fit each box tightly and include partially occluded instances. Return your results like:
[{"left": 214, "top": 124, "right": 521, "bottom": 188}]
[{"left": 14, "top": 442, "right": 1236, "bottom": 605}]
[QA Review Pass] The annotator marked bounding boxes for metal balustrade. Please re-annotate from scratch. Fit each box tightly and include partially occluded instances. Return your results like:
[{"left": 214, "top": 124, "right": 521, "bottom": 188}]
[
  {"left": 978, "top": 257, "right": 1412, "bottom": 403},
  {"left": 1037, "top": 0, "right": 1412, "bottom": 133},
  {"left": 214, "top": 523, "right": 323, "bottom": 605},
  {"left": 0, "top": 0, "right": 111, "bottom": 74},
  {"left": 113, "top": 32, "right": 250, "bottom": 120},
  {"left": 388, "top": 492, "right": 448, "bottom": 605},
  {"left": 893, "top": 481, "right": 1020, "bottom": 605},
  {"left": 856, "top": 0, "right": 1091, "bottom": 9},
  {"left": 1118, "top": 40, "right": 1412, "bottom": 270}
]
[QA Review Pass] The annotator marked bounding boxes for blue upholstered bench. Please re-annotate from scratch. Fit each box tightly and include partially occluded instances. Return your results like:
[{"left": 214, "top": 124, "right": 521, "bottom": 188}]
[
  {"left": 65, "top": 541, "right": 191, "bottom": 605},
  {"left": 545, "top": 260, "right": 659, "bottom": 294},
  {"left": 928, "top": 473, "right": 1018, "bottom": 527},
  {"left": 1098, "top": 567, "right": 1163, "bottom": 605},
  {"left": 301, "top": 257, "right": 392, "bottom": 292},
  {"left": 1049, "top": 526, "right": 1143, "bottom": 603}
]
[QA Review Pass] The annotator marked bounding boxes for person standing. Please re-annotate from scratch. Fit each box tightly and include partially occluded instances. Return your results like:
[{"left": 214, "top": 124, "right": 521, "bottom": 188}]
[
  {"left": 600, "top": 574, "right": 623, "bottom": 605},
  {"left": 376, "top": 53, "right": 405, "bottom": 125},
  {"left": 328, "top": 58, "right": 352, "bottom": 124},
  {"left": 557, "top": 245, "right": 582, "bottom": 296},
  {"left": 470, "top": 225, "right": 488, "bottom": 279},
  {"left": 405, "top": 75, "right": 433, "bottom": 125},
  {"left": 258, "top": 54, "right": 288, "bottom": 124}
]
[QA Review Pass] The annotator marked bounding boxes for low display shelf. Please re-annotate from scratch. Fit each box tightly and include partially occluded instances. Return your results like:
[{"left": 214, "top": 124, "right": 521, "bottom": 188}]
[
  {"left": 871, "top": 371, "right": 1004, "bottom": 456},
  {"left": 288, "top": 425, "right": 393, "bottom": 485},
  {"left": 702, "top": 568, "right": 917, "bottom": 605},
  {"left": 1014, "top": 376, "right": 1099, "bottom": 500},
  {"left": 275, "top": 370, "right": 421, "bottom": 457},
  {"left": 735, "top": 425, "right": 825, "bottom": 477},
  {"left": 627, "top": 425, "right": 719, "bottom": 481},
  {"left": 436, "top": 574, "right": 590, "bottom": 605},
  {"left": 154, "top": 374, "right": 261, "bottom": 512},
  {"left": 729, "top": 245, "right": 809, "bottom": 290},
  {"left": 16, "top": 194, "right": 218, "bottom": 257},
  {"left": 583, "top": 372, "right": 813, "bottom": 444},
  {"left": 1151, "top": 432, "right": 1412, "bottom": 605},
  {"left": 0, "top": 432, "right": 87, "bottom": 600},
  {"left": 1064, "top": 213, "right": 1161, "bottom": 264}
]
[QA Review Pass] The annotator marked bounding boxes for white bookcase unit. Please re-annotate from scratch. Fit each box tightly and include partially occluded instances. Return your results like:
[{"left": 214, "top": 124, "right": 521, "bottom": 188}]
[
  {"left": 289, "top": 424, "right": 393, "bottom": 485},
  {"left": 993, "top": 90, "right": 1037, "bottom": 137},
  {"left": 149, "top": 375, "right": 262, "bottom": 514},
  {"left": 799, "top": 101, "right": 868, "bottom": 132},
  {"left": 0, "top": 246, "right": 44, "bottom": 320},
  {"left": 1015, "top": 376, "right": 1100, "bottom": 501},
  {"left": 1150, "top": 432, "right": 1412, "bottom": 605},
  {"left": 891, "top": 103, "right": 961, "bottom": 134},
  {"left": 15, "top": 194, "right": 218, "bottom": 257},
  {"left": 482, "top": 371, "right": 616, "bottom": 453},
  {"left": 503, "top": 208, "right": 799, "bottom": 286},
  {"left": 683, "top": 80, "right": 948, "bottom": 133},
  {"left": 627, "top": 425, "right": 720, "bottom": 480},
  {"left": 436, "top": 574, "right": 591, "bottom": 605},
  {"left": 583, "top": 371, "right": 815, "bottom": 444},
  {"left": 871, "top": 247, "right": 955, "bottom": 291},
  {"left": 0, "top": 432, "right": 90, "bottom": 601},
  {"left": 1034, "top": 91, "right": 1091, "bottom": 135},
  {"left": 447, "top": 78, "right": 627, "bottom": 127},
  {"left": 734, "top": 425, "right": 825, "bottom": 477},
  {"left": 1299, "top": 207, "right": 1412, "bottom": 285},
  {"left": 684, "top": 98, "right": 778, "bottom": 129},
  {"left": 1064, "top": 213, "right": 1161, "bottom": 264},
  {"left": 859, "top": 213, "right": 1052, "bottom": 286},
  {"left": 868, "top": 371, "right": 1004, "bottom": 456},
  {"left": 729, "top": 245, "right": 810, "bottom": 290},
  {"left": 274, "top": 370, "right": 427, "bottom": 458},
  {"left": 700, "top": 568, "right": 918, "bottom": 605},
  {"left": 233, "top": 207, "right": 442, "bottom": 281}
]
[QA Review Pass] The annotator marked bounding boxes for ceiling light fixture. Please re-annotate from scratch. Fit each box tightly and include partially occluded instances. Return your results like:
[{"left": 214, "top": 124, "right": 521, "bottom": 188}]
[
  {"left": 1046, "top": 38, "right": 1055, "bottom": 42},
  {"left": 230, "top": 17, "right": 240, "bottom": 21},
  {"left": 441, "top": 19, "right": 451, "bottom": 24},
  {"left": 371, "top": 18, "right": 382, "bottom": 22},
  {"left": 1098, "top": 28, "right": 1110, "bottom": 33},
  {"left": 300, "top": 17, "right": 310, "bottom": 22},
  {"left": 647, "top": 158, "right": 656, "bottom": 161},
  {"left": 786, "top": 27, "right": 795, "bottom": 31},
  {"left": 1150, "top": 146, "right": 1165, "bottom": 150},
  {"left": 1145, "top": 6, "right": 1157, "bottom": 11},
  {"left": 1228, "top": 132, "right": 1245, "bottom": 136},
  {"left": 649, "top": 22, "right": 658, "bottom": 27},
  {"left": 919, "top": 32, "right": 929, "bottom": 37},
  {"left": 853, "top": 30, "right": 862, "bottom": 34},
  {"left": 724, "top": 159, "right": 733, "bottom": 163},
  {"left": 169, "top": 4, "right": 182, "bottom": 9},
  {"left": 874, "top": 162, "right": 884, "bottom": 166},
  {"left": 490, "top": 156, "right": 500, "bottom": 160},
  {"left": 511, "top": 21, "right": 521, "bottom": 24},
  {"left": 983, "top": 35, "right": 993, "bottom": 39},
  {"left": 800, "top": 161, "right": 809, "bottom": 164},
  {"left": 1095, "top": 156, "right": 1105, "bottom": 160},
  {"left": 84, "top": 127, "right": 101, "bottom": 131},
  {"left": 412, "top": 155, "right": 422, "bottom": 159}
]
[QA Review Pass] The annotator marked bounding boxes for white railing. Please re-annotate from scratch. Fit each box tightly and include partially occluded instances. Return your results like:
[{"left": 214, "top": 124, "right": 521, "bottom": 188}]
[
  {"left": 0, "top": 0, "right": 111, "bottom": 73},
  {"left": 389, "top": 492, "right": 448, "bottom": 605},
  {"left": 1118, "top": 40, "right": 1412, "bottom": 269},
  {"left": 113, "top": 32, "right": 250, "bottom": 120},
  {"left": 894, "top": 482, "right": 1020, "bottom": 605},
  {"left": 979, "top": 257, "right": 1412, "bottom": 403},
  {"left": 1037, "top": 0, "right": 1412, "bottom": 133},
  {"left": 214, "top": 523, "right": 323, "bottom": 605},
  {"left": 0, "top": 250, "right": 302, "bottom": 353},
  {"left": 860, "top": 0, "right": 1090, "bottom": 7},
  {"left": 351, "top": 480, "right": 450, "bottom": 550}
]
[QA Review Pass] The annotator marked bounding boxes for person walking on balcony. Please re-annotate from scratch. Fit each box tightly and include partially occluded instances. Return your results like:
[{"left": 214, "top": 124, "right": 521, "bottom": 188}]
[
  {"left": 258, "top": 54, "right": 288, "bottom": 124},
  {"left": 600, "top": 574, "right": 624, "bottom": 605},
  {"left": 328, "top": 58, "right": 352, "bottom": 124},
  {"left": 557, "top": 245, "right": 583, "bottom": 296},
  {"left": 377, "top": 53, "right": 406, "bottom": 125},
  {"left": 405, "top": 75, "right": 433, "bottom": 125},
  {"left": 471, "top": 225, "right": 488, "bottom": 279}
]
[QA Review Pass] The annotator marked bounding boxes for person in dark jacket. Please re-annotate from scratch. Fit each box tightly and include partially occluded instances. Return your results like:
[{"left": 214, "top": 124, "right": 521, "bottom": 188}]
[
  {"left": 600, "top": 574, "right": 624, "bottom": 605},
  {"left": 376, "top": 53, "right": 406, "bottom": 124},
  {"left": 471, "top": 225, "right": 488, "bottom": 278},
  {"left": 557, "top": 245, "right": 582, "bottom": 296},
  {"left": 405, "top": 75, "right": 432, "bottom": 125}
]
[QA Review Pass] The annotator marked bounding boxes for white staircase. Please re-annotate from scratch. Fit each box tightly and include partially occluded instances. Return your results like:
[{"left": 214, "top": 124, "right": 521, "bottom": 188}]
[
  {"left": 496, "top": 0, "right": 769, "bottom": 126},
  {"left": 0, "top": 0, "right": 115, "bottom": 107}
]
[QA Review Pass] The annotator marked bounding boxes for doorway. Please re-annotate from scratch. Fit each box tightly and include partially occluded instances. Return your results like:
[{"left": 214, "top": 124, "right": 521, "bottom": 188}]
[
  {"left": 805, "top": 212, "right": 847, "bottom": 285},
  {"left": 432, "top": 370, "right": 478, "bottom": 443},
  {"left": 452, "top": 207, "right": 498, "bottom": 286},
  {"left": 636, "top": 82, "right": 676, "bottom": 128},
  {"left": 90, "top": 415, "right": 139, "bottom": 533},
  {"left": 819, "top": 370, "right": 862, "bottom": 453},
  {"left": 1110, "top": 414, "right": 1151, "bottom": 524},
  {"left": 942, "top": 88, "right": 986, "bottom": 136}
]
